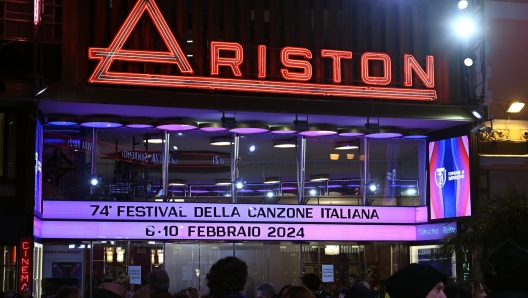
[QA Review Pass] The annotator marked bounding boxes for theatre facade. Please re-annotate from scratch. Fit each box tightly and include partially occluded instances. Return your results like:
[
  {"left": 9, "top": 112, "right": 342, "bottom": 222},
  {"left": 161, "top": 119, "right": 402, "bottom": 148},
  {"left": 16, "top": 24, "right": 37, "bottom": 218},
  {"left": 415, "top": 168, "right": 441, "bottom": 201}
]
[{"left": 0, "top": 0, "right": 478, "bottom": 296}]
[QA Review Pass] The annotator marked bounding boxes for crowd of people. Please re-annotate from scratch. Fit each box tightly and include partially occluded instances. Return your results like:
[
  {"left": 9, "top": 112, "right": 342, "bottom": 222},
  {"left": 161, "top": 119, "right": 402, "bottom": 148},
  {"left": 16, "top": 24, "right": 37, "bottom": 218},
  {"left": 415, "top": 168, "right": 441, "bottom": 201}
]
[{"left": 1, "top": 239, "right": 526, "bottom": 298}]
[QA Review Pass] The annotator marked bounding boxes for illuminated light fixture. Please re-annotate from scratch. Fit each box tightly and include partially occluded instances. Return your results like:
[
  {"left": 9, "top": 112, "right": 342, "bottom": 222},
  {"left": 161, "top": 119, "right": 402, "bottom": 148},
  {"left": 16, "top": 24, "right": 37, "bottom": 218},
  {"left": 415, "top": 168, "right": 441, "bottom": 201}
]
[
  {"left": 68, "top": 244, "right": 75, "bottom": 249},
  {"left": 310, "top": 174, "right": 329, "bottom": 182},
  {"left": 80, "top": 117, "right": 123, "bottom": 128},
  {"left": 347, "top": 154, "right": 355, "bottom": 160},
  {"left": 403, "top": 130, "right": 428, "bottom": 139},
  {"left": 199, "top": 122, "right": 227, "bottom": 132},
  {"left": 471, "top": 109, "right": 484, "bottom": 120},
  {"left": 229, "top": 122, "right": 269, "bottom": 134},
  {"left": 143, "top": 138, "right": 164, "bottom": 144},
  {"left": 298, "top": 125, "right": 338, "bottom": 137},
  {"left": 248, "top": 144, "right": 256, "bottom": 154},
  {"left": 90, "top": 176, "right": 100, "bottom": 186},
  {"left": 34, "top": 86, "right": 48, "bottom": 97},
  {"left": 404, "top": 188, "right": 418, "bottom": 196},
  {"left": 335, "top": 141, "right": 359, "bottom": 150},
  {"left": 157, "top": 249, "right": 164, "bottom": 264},
  {"left": 264, "top": 177, "right": 280, "bottom": 184},
  {"left": 330, "top": 154, "right": 340, "bottom": 160},
  {"left": 369, "top": 183, "right": 377, "bottom": 192},
  {"left": 364, "top": 127, "right": 403, "bottom": 139},
  {"left": 156, "top": 119, "right": 197, "bottom": 131},
  {"left": 273, "top": 139, "right": 297, "bottom": 148},
  {"left": 270, "top": 126, "right": 297, "bottom": 134},
  {"left": 455, "top": 18, "right": 475, "bottom": 38},
  {"left": 210, "top": 136, "right": 233, "bottom": 146},
  {"left": 338, "top": 128, "right": 365, "bottom": 137},
  {"left": 464, "top": 55, "right": 476, "bottom": 67},
  {"left": 125, "top": 119, "right": 154, "bottom": 128},
  {"left": 86, "top": 0, "right": 437, "bottom": 101},
  {"left": 458, "top": 0, "right": 468, "bottom": 9},
  {"left": 309, "top": 189, "right": 317, "bottom": 196},
  {"left": 116, "top": 247, "right": 125, "bottom": 263},
  {"left": 78, "top": 244, "right": 86, "bottom": 249},
  {"left": 169, "top": 179, "right": 186, "bottom": 186},
  {"left": 325, "top": 245, "right": 340, "bottom": 255},
  {"left": 507, "top": 102, "right": 525, "bottom": 113},
  {"left": 235, "top": 181, "right": 245, "bottom": 189},
  {"left": 47, "top": 116, "right": 78, "bottom": 126},
  {"left": 105, "top": 247, "right": 114, "bottom": 263},
  {"left": 266, "top": 192, "right": 274, "bottom": 198},
  {"left": 215, "top": 179, "right": 231, "bottom": 186}
]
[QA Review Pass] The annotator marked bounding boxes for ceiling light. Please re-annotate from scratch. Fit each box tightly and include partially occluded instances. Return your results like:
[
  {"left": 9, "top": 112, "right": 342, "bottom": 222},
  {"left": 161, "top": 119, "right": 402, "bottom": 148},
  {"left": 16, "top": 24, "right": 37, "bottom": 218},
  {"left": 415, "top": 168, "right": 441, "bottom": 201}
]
[
  {"left": 143, "top": 136, "right": 165, "bottom": 144},
  {"left": 455, "top": 18, "right": 475, "bottom": 38},
  {"left": 346, "top": 154, "right": 355, "bottom": 160},
  {"left": 248, "top": 144, "right": 256, "bottom": 153},
  {"left": 335, "top": 141, "right": 359, "bottom": 150},
  {"left": 34, "top": 86, "right": 48, "bottom": 97},
  {"left": 403, "top": 130, "right": 428, "bottom": 139},
  {"left": 458, "top": 0, "right": 468, "bottom": 9},
  {"left": 507, "top": 102, "right": 525, "bottom": 113},
  {"left": 229, "top": 122, "right": 269, "bottom": 134},
  {"left": 364, "top": 127, "right": 403, "bottom": 138},
  {"left": 264, "top": 177, "right": 280, "bottom": 184},
  {"left": 298, "top": 125, "right": 338, "bottom": 137},
  {"left": 125, "top": 119, "right": 154, "bottom": 128},
  {"left": 309, "top": 189, "right": 317, "bottom": 196},
  {"left": 471, "top": 109, "right": 484, "bottom": 120},
  {"left": 266, "top": 192, "right": 274, "bottom": 198},
  {"left": 80, "top": 117, "right": 123, "bottom": 128},
  {"left": 47, "top": 116, "right": 79, "bottom": 126},
  {"left": 338, "top": 128, "right": 365, "bottom": 137},
  {"left": 215, "top": 179, "right": 231, "bottom": 186},
  {"left": 310, "top": 174, "right": 329, "bottom": 182},
  {"left": 325, "top": 245, "right": 339, "bottom": 255},
  {"left": 156, "top": 119, "right": 197, "bottom": 131},
  {"left": 273, "top": 139, "right": 297, "bottom": 148},
  {"left": 210, "top": 136, "right": 233, "bottom": 146},
  {"left": 330, "top": 154, "right": 339, "bottom": 160},
  {"left": 169, "top": 180, "right": 186, "bottom": 186},
  {"left": 270, "top": 126, "right": 297, "bottom": 134},
  {"left": 199, "top": 122, "right": 227, "bottom": 132}
]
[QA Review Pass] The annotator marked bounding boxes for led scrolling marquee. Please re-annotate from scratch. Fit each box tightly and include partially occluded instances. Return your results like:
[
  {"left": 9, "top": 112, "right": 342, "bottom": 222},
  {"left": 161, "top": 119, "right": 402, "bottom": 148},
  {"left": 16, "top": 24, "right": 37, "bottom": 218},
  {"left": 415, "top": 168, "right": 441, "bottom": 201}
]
[{"left": 88, "top": 0, "right": 436, "bottom": 101}]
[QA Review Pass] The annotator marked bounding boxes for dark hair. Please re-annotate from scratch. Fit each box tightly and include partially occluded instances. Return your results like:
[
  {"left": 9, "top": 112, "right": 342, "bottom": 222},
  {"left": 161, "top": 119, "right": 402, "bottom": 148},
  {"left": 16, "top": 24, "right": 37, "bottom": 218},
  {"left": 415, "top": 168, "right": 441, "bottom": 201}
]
[
  {"left": 256, "top": 283, "right": 276, "bottom": 298},
  {"left": 444, "top": 283, "right": 472, "bottom": 298},
  {"left": 174, "top": 293, "right": 189, "bottom": 298},
  {"left": 301, "top": 273, "right": 321, "bottom": 292},
  {"left": 461, "top": 280, "right": 482, "bottom": 298},
  {"left": 283, "top": 287, "right": 315, "bottom": 298},
  {"left": 147, "top": 270, "right": 170, "bottom": 292},
  {"left": 55, "top": 286, "right": 80, "bottom": 298},
  {"left": 206, "top": 257, "right": 248, "bottom": 298},
  {"left": 337, "top": 288, "right": 347, "bottom": 296},
  {"left": 186, "top": 287, "right": 200, "bottom": 298},
  {"left": 277, "top": 285, "right": 292, "bottom": 298}
]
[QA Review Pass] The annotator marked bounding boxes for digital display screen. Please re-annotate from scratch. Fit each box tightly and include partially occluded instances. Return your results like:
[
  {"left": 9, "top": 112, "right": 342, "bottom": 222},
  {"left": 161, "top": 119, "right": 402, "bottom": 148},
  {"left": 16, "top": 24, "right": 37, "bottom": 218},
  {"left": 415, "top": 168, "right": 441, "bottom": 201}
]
[
  {"left": 429, "top": 135, "right": 471, "bottom": 220},
  {"left": 34, "top": 119, "right": 43, "bottom": 215}
]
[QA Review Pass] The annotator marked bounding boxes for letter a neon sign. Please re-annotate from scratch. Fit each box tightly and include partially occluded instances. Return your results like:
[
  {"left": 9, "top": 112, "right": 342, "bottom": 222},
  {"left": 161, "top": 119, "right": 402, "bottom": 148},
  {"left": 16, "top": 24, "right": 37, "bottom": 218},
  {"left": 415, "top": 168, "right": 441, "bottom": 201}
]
[{"left": 88, "top": 0, "right": 436, "bottom": 101}]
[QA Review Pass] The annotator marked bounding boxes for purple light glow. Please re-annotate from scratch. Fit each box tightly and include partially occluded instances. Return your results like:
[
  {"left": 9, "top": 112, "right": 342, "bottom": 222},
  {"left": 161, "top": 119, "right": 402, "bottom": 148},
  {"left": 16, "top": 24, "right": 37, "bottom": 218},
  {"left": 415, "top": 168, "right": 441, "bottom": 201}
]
[
  {"left": 364, "top": 132, "right": 403, "bottom": 139},
  {"left": 211, "top": 190, "right": 227, "bottom": 193},
  {"left": 299, "top": 130, "right": 338, "bottom": 137},
  {"left": 157, "top": 124, "right": 197, "bottom": 131},
  {"left": 238, "top": 189, "right": 254, "bottom": 193},
  {"left": 40, "top": 221, "right": 418, "bottom": 241},
  {"left": 280, "top": 186, "right": 297, "bottom": 190},
  {"left": 200, "top": 126, "right": 227, "bottom": 132},
  {"left": 44, "top": 138, "right": 66, "bottom": 144},
  {"left": 189, "top": 190, "right": 210, "bottom": 194},
  {"left": 338, "top": 132, "right": 364, "bottom": 137},
  {"left": 229, "top": 127, "right": 269, "bottom": 134},
  {"left": 81, "top": 122, "right": 123, "bottom": 128},
  {"left": 43, "top": 201, "right": 427, "bottom": 224},
  {"left": 270, "top": 127, "right": 297, "bottom": 134},
  {"left": 48, "top": 121, "right": 78, "bottom": 126},
  {"left": 403, "top": 135, "right": 428, "bottom": 139},
  {"left": 126, "top": 124, "right": 154, "bottom": 129}
]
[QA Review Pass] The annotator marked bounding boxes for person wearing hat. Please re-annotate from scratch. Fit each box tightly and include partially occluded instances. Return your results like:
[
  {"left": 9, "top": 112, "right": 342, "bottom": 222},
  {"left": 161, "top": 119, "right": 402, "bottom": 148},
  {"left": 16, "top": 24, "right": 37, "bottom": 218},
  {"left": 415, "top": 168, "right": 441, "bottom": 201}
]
[
  {"left": 484, "top": 239, "right": 528, "bottom": 298},
  {"left": 94, "top": 267, "right": 131, "bottom": 298},
  {"left": 345, "top": 286, "right": 379, "bottom": 298},
  {"left": 386, "top": 264, "right": 447, "bottom": 298}
]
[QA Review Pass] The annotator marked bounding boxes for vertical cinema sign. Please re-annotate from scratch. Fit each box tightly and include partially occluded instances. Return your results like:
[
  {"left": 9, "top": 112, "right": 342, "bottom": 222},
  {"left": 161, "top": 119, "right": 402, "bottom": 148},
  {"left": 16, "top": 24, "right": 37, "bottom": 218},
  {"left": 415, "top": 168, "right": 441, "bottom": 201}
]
[
  {"left": 18, "top": 238, "right": 33, "bottom": 291},
  {"left": 88, "top": 0, "right": 437, "bottom": 101}
]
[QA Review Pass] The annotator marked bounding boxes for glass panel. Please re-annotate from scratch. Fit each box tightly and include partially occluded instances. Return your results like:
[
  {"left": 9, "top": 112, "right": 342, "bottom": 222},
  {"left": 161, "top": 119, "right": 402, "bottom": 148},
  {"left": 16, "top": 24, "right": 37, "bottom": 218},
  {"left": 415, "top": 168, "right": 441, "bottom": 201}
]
[{"left": 1, "top": 245, "right": 17, "bottom": 291}]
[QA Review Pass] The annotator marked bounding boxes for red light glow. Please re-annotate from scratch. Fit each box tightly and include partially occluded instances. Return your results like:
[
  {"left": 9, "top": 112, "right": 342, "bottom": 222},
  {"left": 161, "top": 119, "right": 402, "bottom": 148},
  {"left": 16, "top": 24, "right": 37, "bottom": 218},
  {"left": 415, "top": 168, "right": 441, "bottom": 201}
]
[
  {"left": 280, "top": 47, "right": 313, "bottom": 81},
  {"left": 321, "top": 49, "right": 352, "bottom": 83},
  {"left": 210, "top": 41, "right": 244, "bottom": 77},
  {"left": 18, "top": 238, "right": 33, "bottom": 291},
  {"left": 361, "top": 52, "right": 392, "bottom": 86}
]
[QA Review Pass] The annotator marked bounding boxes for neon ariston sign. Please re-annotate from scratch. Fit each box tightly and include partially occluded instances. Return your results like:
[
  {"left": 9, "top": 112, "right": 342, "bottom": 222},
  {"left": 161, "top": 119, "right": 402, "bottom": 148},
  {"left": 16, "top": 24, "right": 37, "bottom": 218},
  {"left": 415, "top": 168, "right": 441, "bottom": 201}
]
[{"left": 88, "top": 0, "right": 436, "bottom": 101}]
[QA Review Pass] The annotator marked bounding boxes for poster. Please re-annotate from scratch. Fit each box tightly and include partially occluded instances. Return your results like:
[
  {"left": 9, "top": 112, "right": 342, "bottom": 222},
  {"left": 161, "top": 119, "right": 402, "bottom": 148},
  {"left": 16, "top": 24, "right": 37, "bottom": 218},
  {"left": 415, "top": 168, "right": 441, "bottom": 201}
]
[
  {"left": 128, "top": 266, "right": 142, "bottom": 284},
  {"left": 322, "top": 265, "right": 334, "bottom": 282},
  {"left": 52, "top": 262, "right": 82, "bottom": 288}
]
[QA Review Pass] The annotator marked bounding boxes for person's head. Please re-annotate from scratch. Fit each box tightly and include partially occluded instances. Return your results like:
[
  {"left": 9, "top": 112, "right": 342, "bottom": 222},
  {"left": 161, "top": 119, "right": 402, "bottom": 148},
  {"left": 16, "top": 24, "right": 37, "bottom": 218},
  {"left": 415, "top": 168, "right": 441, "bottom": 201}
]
[
  {"left": 102, "top": 267, "right": 131, "bottom": 298},
  {"left": 256, "top": 283, "right": 276, "bottom": 298},
  {"left": 206, "top": 256, "right": 248, "bottom": 298},
  {"left": 484, "top": 239, "right": 528, "bottom": 292},
  {"left": 352, "top": 280, "right": 370, "bottom": 290},
  {"left": 283, "top": 286, "right": 315, "bottom": 298},
  {"left": 147, "top": 270, "right": 170, "bottom": 293},
  {"left": 132, "top": 289, "right": 150, "bottom": 298},
  {"left": 55, "top": 286, "right": 80, "bottom": 298},
  {"left": 338, "top": 288, "right": 348, "bottom": 298},
  {"left": 460, "top": 281, "right": 486, "bottom": 298},
  {"left": 5, "top": 290, "right": 16, "bottom": 298},
  {"left": 186, "top": 287, "right": 200, "bottom": 298},
  {"left": 443, "top": 283, "right": 471, "bottom": 298},
  {"left": 344, "top": 286, "right": 379, "bottom": 298},
  {"left": 301, "top": 273, "right": 321, "bottom": 292},
  {"left": 173, "top": 292, "right": 188, "bottom": 298},
  {"left": 21, "top": 288, "right": 31, "bottom": 298},
  {"left": 277, "top": 285, "right": 293, "bottom": 298},
  {"left": 348, "top": 275, "right": 356, "bottom": 285},
  {"left": 386, "top": 264, "right": 447, "bottom": 298}
]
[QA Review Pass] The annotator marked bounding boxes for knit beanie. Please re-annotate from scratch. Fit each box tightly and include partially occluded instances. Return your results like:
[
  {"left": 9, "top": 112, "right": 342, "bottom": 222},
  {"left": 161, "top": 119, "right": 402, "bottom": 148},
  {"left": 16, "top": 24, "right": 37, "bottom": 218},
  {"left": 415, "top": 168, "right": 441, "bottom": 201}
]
[
  {"left": 484, "top": 239, "right": 528, "bottom": 292},
  {"left": 386, "top": 264, "right": 446, "bottom": 298}
]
